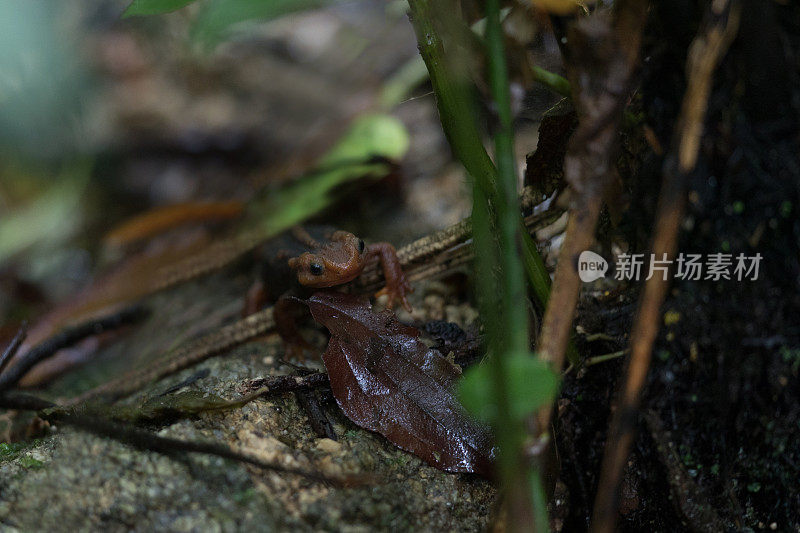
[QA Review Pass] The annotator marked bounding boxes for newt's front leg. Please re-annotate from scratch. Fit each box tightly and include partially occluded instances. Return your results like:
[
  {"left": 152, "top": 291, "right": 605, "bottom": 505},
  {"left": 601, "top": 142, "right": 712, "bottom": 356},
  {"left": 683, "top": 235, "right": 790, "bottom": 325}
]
[{"left": 366, "top": 242, "right": 413, "bottom": 312}]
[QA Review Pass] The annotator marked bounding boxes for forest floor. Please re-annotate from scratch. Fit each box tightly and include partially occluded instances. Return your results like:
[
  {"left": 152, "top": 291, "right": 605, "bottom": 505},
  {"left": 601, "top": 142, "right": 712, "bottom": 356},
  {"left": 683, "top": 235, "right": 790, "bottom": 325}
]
[{"left": 0, "top": 1, "right": 798, "bottom": 532}]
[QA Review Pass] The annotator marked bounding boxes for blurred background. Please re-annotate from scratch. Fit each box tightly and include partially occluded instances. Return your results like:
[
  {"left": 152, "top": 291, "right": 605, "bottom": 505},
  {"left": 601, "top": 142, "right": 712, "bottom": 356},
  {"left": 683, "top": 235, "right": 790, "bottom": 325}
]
[
  {"left": 0, "top": 0, "right": 561, "bottom": 339},
  {"left": 0, "top": 0, "right": 423, "bottom": 329}
]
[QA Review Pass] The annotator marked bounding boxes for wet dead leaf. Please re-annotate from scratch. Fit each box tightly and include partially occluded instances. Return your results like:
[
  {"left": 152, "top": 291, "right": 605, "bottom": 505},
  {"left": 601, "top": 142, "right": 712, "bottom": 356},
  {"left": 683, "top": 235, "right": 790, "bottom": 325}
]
[{"left": 307, "top": 292, "right": 495, "bottom": 476}]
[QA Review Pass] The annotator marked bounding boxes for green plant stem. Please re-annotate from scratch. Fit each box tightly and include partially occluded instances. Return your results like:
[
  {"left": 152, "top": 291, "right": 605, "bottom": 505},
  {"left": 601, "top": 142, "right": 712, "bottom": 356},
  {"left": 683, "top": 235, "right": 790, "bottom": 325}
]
[
  {"left": 407, "top": 0, "right": 497, "bottom": 200},
  {"left": 484, "top": 0, "right": 540, "bottom": 526},
  {"left": 406, "top": 0, "right": 552, "bottom": 310},
  {"left": 486, "top": 0, "right": 528, "bottom": 356},
  {"left": 472, "top": 184, "right": 533, "bottom": 523},
  {"left": 531, "top": 65, "right": 572, "bottom": 98},
  {"left": 529, "top": 468, "right": 550, "bottom": 532},
  {"left": 406, "top": 6, "right": 570, "bottom": 525}
]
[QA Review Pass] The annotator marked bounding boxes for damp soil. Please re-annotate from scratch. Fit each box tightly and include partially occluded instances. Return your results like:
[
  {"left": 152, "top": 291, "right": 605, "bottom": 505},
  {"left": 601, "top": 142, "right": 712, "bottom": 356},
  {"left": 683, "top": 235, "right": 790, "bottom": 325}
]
[{"left": 553, "top": 2, "right": 800, "bottom": 530}]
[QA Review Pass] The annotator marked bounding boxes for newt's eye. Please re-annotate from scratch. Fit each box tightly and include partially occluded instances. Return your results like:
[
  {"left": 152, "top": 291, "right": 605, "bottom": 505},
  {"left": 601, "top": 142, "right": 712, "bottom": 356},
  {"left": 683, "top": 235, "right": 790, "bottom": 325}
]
[
  {"left": 358, "top": 239, "right": 365, "bottom": 253},
  {"left": 309, "top": 263, "right": 324, "bottom": 275}
]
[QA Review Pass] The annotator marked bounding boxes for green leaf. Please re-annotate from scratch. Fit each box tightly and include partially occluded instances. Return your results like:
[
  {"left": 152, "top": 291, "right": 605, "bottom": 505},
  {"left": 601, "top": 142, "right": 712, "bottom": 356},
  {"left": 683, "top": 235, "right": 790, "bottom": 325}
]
[
  {"left": 0, "top": 160, "right": 92, "bottom": 264},
  {"left": 123, "top": 0, "right": 197, "bottom": 17},
  {"left": 318, "top": 113, "right": 410, "bottom": 166},
  {"left": 191, "top": 0, "right": 332, "bottom": 48},
  {"left": 248, "top": 113, "right": 409, "bottom": 233},
  {"left": 458, "top": 352, "right": 560, "bottom": 425}
]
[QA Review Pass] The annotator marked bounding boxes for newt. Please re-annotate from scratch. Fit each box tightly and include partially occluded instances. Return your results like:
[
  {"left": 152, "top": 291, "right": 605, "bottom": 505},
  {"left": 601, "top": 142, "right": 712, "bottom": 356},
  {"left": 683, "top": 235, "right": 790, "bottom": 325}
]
[
  {"left": 244, "top": 226, "right": 413, "bottom": 440},
  {"left": 244, "top": 226, "right": 413, "bottom": 352}
]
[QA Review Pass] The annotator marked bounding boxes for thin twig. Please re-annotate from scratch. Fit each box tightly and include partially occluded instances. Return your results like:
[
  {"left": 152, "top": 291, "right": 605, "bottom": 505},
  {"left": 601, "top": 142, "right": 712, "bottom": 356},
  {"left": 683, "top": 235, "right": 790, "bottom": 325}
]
[
  {"left": 239, "top": 371, "right": 330, "bottom": 396},
  {"left": 589, "top": 3, "right": 741, "bottom": 531},
  {"left": 71, "top": 307, "right": 275, "bottom": 404},
  {"left": 0, "top": 322, "right": 27, "bottom": 376},
  {"left": 533, "top": 0, "right": 649, "bottom": 450},
  {"left": 585, "top": 350, "right": 628, "bottom": 367},
  {"left": 563, "top": 349, "right": 628, "bottom": 376},
  {"left": 537, "top": 0, "right": 649, "bottom": 368},
  {"left": 357, "top": 186, "right": 548, "bottom": 288},
  {"left": 0, "top": 305, "right": 148, "bottom": 393}
]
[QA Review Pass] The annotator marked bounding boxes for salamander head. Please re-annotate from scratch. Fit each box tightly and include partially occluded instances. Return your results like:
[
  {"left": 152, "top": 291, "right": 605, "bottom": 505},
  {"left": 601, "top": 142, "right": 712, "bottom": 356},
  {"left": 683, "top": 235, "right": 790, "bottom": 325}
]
[{"left": 288, "top": 231, "right": 367, "bottom": 288}]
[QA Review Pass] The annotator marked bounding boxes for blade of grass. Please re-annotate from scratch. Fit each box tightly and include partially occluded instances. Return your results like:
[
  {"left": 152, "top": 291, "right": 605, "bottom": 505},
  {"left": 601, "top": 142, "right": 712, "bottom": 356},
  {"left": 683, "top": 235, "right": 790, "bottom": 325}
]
[
  {"left": 486, "top": 0, "right": 528, "bottom": 356},
  {"left": 485, "top": 0, "right": 550, "bottom": 528},
  {"left": 406, "top": 0, "right": 554, "bottom": 312},
  {"left": 408, "top": 1, "right": 559, "bottom": 528}
]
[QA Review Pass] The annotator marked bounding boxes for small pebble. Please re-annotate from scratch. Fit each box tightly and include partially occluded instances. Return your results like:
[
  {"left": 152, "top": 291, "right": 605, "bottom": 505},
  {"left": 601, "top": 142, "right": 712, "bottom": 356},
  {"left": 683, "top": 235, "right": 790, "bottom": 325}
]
[{"left": 316, "top": 438, "right": 342, "bottom": 454}]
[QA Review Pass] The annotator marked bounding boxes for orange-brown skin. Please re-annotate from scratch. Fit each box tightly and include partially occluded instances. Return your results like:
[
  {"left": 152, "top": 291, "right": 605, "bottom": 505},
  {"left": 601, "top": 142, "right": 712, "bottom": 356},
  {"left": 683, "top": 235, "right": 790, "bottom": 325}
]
[
  {"left": 287, "top": 230, "right": 412, "bottom": 311},
  {"left": 288, "top": 231, "right": 367, "bottom": 288}
]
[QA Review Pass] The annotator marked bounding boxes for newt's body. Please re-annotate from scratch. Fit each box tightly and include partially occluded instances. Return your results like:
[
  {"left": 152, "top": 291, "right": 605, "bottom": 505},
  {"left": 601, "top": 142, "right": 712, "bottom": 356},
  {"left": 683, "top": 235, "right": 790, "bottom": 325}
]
[{"left": 245, "top": 226, "right": 412, "bottom": 349}]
